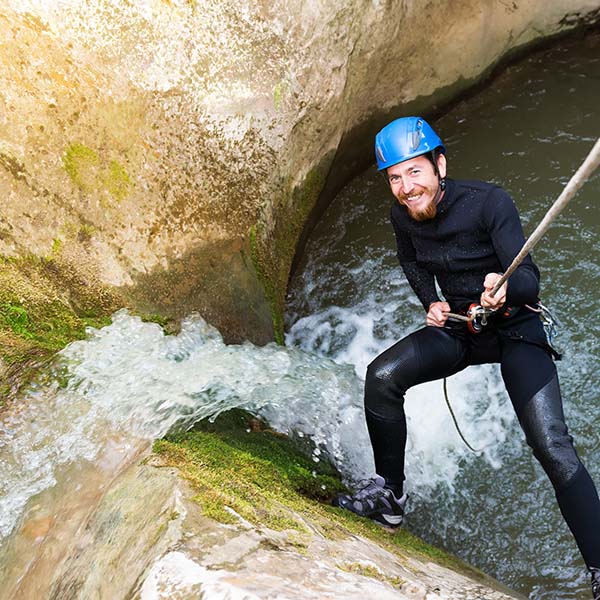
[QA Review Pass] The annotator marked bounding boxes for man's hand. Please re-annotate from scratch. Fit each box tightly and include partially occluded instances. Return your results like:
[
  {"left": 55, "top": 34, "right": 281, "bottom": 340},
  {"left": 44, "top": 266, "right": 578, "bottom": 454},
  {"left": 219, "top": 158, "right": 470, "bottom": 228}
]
[
  {"left": 480, "top": 273, "right": 507, "bottom": 309},
  {"left": 427, "top": 301, "right": 451, "bottom": 327}
]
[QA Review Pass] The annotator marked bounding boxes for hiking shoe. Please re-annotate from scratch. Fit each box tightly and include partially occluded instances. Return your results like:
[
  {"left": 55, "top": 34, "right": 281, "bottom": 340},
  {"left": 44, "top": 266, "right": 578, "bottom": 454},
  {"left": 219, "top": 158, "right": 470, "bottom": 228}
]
[
  {"left": 591, "top": 567, "right": 600, "bottom": 600},
  {"left": 332, "top": 475, "right": 408, "bottom": 527}
]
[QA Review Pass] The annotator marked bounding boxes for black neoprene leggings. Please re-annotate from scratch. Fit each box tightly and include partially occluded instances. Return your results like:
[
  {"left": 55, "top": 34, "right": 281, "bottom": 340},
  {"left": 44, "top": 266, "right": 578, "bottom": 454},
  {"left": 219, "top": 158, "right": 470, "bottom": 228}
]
[{"left": 364, "top": 316, "right": 600, "bottom": 569}]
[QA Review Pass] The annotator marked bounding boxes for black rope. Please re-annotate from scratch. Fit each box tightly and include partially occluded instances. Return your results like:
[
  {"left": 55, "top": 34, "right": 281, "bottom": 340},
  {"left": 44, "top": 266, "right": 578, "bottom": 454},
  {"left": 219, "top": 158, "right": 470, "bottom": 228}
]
[{"left": 442, "top": 377, "right": 486, "bottom": 454}]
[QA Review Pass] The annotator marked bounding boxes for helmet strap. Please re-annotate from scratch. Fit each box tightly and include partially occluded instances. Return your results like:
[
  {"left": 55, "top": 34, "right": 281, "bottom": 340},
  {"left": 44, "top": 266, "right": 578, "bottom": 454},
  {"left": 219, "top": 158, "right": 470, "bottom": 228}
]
[{"left": 430, "top": 150, "right": 446, "bottom": 196}]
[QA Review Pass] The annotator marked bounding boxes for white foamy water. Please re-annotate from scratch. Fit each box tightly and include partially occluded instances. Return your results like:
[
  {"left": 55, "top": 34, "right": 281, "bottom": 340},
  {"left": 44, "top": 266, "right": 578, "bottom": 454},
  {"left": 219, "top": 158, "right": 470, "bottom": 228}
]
[
  {"left": 0, "top": 310, "right": 368, "bottom": 541},
  {"left": 0, "top": 305, "right": 518, "bottom": 543}
]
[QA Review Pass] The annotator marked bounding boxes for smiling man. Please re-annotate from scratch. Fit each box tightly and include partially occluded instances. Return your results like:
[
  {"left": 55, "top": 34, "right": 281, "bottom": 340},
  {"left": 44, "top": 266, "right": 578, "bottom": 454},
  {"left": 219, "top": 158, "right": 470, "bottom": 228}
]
[
  {"left": 333, "top": 116, "right": 600, "bottom": 599},
  {"left": 387, "top": 150, "right": 445, "bottom": 221}
]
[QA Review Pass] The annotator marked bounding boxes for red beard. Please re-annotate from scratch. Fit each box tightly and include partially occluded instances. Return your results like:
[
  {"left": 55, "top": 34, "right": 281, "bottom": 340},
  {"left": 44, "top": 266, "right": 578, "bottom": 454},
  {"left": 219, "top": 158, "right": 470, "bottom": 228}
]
[
  {"left": 405, "top": 198, "right": 437, "bottom": 221},
  {"left": 398, "top": 186, "right": 439, "bottom": 221}
]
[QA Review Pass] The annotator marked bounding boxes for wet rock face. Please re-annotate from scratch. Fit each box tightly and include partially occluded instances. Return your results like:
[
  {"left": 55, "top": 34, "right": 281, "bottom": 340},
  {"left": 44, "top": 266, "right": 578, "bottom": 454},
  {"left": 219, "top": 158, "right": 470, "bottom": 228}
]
[
  {"left": 11, "top": 461, "right": 525, "bottom": 600},
  {"left": 1, "top": 1, "right": 599, "bottom": 342}
]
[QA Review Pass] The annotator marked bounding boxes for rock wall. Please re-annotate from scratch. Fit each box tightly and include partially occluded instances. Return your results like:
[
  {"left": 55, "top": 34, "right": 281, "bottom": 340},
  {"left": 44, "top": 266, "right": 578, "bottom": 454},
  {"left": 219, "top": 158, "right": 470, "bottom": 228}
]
[{"left": 1, "top": 0, "right": 599, "bottom": 345}]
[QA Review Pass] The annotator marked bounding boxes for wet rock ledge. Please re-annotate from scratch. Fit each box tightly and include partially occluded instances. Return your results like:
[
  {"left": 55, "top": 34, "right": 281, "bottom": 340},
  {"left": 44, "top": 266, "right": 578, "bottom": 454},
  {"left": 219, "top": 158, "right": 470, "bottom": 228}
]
[{"left": 4, "top": 411, "right": 526, "bottom": 600}]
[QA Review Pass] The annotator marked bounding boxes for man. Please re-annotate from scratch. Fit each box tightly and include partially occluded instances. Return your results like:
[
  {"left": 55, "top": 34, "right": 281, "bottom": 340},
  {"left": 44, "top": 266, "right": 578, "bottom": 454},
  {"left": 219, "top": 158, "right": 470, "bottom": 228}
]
[{"left": 333, "top": 116, "right": 600, "bottom": 598}]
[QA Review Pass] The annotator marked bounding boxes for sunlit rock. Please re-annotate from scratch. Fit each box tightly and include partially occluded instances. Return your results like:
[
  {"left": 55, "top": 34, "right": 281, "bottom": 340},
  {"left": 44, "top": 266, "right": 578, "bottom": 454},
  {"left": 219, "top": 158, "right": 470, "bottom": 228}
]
[{"left": 1, "top": 0, "right": 599, "bottom": 343}]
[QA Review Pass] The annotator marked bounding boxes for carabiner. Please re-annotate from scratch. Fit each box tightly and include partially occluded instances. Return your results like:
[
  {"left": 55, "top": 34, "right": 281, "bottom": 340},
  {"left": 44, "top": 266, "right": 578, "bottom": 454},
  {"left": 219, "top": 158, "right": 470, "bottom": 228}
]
[{"left": 467, "top": 303, "right": 483, "bottom": 334}]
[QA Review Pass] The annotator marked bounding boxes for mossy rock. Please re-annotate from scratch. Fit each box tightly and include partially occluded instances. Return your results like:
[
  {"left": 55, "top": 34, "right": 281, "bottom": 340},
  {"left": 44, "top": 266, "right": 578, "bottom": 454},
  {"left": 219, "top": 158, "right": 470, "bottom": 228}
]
[
  {"left": 153, "top": 408, "right": 495, "bottom": 583},
  {"left": 0, "top": 249, "right": 182, "bottom": 408},
  {"left": 63, "top": 143, "right": 132, "bottom": 203},
  {"left": 0, "top": 253, "right": 124, "bottom": 406},
  {"left": 154, "top": 409, "right": 344, "bottom": 533}
]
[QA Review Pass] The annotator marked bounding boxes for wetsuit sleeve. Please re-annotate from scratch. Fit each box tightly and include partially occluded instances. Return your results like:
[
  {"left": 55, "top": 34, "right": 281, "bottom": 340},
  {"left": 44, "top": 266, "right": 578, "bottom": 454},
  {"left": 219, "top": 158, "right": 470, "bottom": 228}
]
[
  {"left": 483, "top": 188, "right": 540, "bottom": 306},
  {"left": 391, "top": 209, "right": 440, "bottom": 311}
]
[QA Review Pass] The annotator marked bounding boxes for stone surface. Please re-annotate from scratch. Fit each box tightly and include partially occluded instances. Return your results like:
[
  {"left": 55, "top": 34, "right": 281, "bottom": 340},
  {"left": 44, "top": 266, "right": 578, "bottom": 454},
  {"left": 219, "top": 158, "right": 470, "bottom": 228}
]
[
  {"left": 1, "top": 0, "right": 599, "bottom": 342},
  {"left": 1, "top": 459, "right": 526, "bottom": 600}
]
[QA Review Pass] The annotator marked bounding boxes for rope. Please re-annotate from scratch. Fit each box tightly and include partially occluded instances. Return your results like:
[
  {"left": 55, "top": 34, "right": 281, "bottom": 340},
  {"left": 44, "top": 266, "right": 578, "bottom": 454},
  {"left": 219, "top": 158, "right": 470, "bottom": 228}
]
[
  {"left": 491, "top": 137, "right": 600, "bottom": 296},
  {"left": 443, "top": 378, "right": 487, "bottom": 454},
  {"left": 444, "top": 306, "right": 494, "bottom": 323},
  {"left": 443, "top": 312, "right": 472, "bottom": 322}
]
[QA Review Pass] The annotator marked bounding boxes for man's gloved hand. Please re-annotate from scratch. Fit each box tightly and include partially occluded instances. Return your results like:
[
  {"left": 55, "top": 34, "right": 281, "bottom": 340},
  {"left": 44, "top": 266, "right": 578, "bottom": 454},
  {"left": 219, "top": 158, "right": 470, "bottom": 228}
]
[
  {"left": 480, "top": 273, "right": 507, "bottom": 309},
  {"left": 427, "top": 301, "right": 451, "bottom": 327}
]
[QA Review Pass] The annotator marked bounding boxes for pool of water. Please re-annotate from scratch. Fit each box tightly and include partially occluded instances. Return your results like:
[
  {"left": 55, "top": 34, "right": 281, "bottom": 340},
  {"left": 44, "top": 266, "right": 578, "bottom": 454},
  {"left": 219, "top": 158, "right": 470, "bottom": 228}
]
[{"left": 286, "top": 30, "right": 600, "bottom": 600}]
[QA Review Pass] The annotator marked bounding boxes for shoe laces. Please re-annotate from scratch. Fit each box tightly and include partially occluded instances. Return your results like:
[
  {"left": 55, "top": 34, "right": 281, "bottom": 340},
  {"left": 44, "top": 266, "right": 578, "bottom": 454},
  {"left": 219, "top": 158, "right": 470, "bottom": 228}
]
[{"left": 353, "top": 477, "right": 389, "bottom": 501}]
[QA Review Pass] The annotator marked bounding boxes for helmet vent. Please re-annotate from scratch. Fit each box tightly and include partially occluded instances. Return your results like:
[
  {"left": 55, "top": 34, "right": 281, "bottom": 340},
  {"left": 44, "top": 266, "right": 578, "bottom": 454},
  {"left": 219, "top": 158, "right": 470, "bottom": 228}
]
[{"left": 411, "top": 119, "right": 424, "bottom": 152}]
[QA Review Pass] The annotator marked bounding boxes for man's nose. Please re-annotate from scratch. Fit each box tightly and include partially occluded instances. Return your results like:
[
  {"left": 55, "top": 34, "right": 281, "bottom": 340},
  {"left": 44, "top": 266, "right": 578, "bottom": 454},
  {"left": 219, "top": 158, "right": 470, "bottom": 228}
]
[{"left": 401, "top": 176, "right": 413, "bottom": 194}]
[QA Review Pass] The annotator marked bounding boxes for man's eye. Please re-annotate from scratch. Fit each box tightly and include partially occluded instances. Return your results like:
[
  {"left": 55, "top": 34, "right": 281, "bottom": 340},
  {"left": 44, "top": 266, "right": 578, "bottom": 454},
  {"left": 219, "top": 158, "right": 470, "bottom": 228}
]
[{"left": 411, "top": 169, "right": 421, "bottom": 175}]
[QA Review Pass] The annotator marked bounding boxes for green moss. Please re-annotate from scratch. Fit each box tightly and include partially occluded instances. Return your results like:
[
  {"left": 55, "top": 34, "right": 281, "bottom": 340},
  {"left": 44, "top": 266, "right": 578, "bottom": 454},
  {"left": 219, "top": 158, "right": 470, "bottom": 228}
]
[
  {"left": 337, "top": 561, "right": 406, "bottom": 588},
  {"left": 154, "top": 409, "right": 342, "bottom": 532},
  {"left": 0, "top": 254, "right": 117, "bottom": 407},
  {"left": 105, "top": 160, "right": 132, "bottom": 202},
  {"left": 249, "top": 165, "right": 327, "bottom": 344},
  {"left": 286, "top": 531, "right": 310, "bottom": 555},
  {"left": 63, "top": 143, "right": 100, "bottom": 190},
  {"left": 63, "top": 143, "right": 132, "bottom": 203},
  {"left": 51, "top": 238, "right": 63, "bottom": 254},
  {"left": 0, "top": 246, "right": 182, "bottom": 409},
  {"left": 0, "top": 299, "right": 103, "bottom": 353},
  {"left": 248, "top": 224, "right": 284, "bottom": 344},
  {"left": 273, "top": 81, "right": 287, "bottom": 110},
  {"left": 0, "top": 272, "right": 109, "bottom": 353},
  {"left": 0, "top": 303, "right": 33, "bottom": 338},
  {"left": 153, "top": 408, "right": 497, "bottom": 585}
]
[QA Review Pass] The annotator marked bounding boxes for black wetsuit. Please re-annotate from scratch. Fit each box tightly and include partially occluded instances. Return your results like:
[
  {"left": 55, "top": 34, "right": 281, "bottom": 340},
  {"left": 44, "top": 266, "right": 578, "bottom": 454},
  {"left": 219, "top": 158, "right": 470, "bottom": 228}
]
[{"left": 365, "top": 178, "right": 600, "bottom": 568}]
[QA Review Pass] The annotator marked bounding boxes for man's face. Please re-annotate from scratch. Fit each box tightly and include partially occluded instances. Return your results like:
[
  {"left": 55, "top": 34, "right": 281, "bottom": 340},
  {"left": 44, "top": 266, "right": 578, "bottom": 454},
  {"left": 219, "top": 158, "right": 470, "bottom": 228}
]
[{"left": 387, "top": 154, "right": 447, "bottom": 221}]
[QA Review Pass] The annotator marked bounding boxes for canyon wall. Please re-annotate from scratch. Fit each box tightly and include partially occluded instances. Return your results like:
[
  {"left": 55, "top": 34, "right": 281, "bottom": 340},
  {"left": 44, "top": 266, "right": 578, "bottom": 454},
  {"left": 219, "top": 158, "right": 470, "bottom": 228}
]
[{"left": 1, "top": 0, "right": 599, "bottom": 345}]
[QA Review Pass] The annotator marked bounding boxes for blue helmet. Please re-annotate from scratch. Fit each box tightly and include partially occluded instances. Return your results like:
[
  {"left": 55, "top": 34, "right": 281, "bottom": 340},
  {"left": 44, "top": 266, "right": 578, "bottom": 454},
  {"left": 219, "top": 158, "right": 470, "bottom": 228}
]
[{"left": 375, "top": 116, "right": 445, "bottom": 171}]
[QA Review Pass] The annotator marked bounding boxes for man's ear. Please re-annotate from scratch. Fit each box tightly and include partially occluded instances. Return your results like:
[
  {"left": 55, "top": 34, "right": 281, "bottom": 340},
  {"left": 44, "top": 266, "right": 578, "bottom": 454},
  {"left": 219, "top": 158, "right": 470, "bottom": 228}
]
[{"left": 437, "top": 153, "right": 447, "bottom": 179}]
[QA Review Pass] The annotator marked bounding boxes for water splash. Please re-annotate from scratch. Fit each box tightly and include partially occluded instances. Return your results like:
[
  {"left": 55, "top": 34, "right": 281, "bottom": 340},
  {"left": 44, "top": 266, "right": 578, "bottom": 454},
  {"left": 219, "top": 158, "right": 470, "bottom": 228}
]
[
  {"left": 0, "top": 310, "right": 368, "bottom": 541},
  {"left": 0, "top": 307, "right": 517, "bottom": 542}
]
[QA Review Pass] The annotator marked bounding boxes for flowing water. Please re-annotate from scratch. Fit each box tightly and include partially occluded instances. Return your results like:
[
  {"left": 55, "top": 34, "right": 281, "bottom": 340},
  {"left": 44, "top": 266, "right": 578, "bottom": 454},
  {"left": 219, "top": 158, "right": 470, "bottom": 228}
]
[
  {"left": 0, "top": 30, "right": 598, "bottom": 600},
  {"left": 286, "top": 31, "right": 600, "bottom": 600},
  {"left": 0, "top": 310, "right": 374, "bottom": 597}
]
